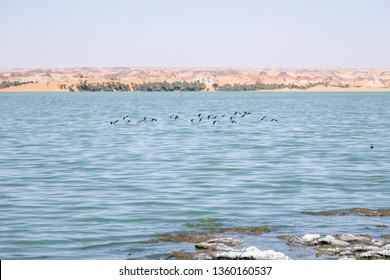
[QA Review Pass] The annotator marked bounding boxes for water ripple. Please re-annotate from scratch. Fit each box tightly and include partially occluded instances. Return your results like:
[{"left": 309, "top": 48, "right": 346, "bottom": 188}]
[{"left": 1, "top": 91, "right": 390, "bottom": 259}]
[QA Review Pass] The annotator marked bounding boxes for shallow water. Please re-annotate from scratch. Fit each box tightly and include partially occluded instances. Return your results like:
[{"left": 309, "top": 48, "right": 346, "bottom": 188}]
[{"left": 1, "top": 91, "right": 389, "bottom": 259}]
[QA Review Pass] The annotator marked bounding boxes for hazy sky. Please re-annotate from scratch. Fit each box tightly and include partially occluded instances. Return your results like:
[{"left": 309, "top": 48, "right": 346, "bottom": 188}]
[{"left": 1, "top": 0, "right": 389, "bottom": 68}]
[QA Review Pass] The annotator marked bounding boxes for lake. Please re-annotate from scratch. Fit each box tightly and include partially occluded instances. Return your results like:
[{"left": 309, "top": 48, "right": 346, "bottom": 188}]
[{"left": 1, "top": 91, "right": 389, "bottom": 259}]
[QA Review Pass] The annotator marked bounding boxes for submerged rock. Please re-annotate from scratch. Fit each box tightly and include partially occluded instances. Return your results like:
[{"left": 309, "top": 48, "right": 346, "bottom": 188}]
[
  {"left": 158, "top": 232, "right": 216, "bottom": 243},
  {"left": 158, "top": 226, "right": 270, "bottom": 244},
  {"left": 351, "top": 208, "right": 390, "bottom": 216},
  {"left": 286, "top": 236, "right": 306, "bottom": 246},
  {"left": 302, "top": 208, "right": 390, "bottom": 217},
  {"left": 208, "top": 226, "right": 271, "bottom": 235},
  {"left": 377, "top": 209, "right": 390, "bottom": 216},
  {"left": 301, "top": 210, "right": 348, "bottom": 216},
  {"left": 165, "top": 251, "right": 199, "bottom": 260},
  {"left": 185, "top": 218, "right": 222, "bottom": 229},
  {"left": 375, "top": 224, "right": 388, "bottom": 228},
  {"left": 276, "top": 234, "right": 293, "bottom": 240},
  {"left": 351, "top": 208, "right": 373, "bottom": 215}
]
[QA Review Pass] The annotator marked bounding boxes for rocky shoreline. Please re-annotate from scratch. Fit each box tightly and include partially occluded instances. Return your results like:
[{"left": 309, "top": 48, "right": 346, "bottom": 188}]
[
  {"left": 159, "top": 228, "right": 289, "bottom": 260},
  {"left": 157, "top": 232, "right": 389, "bottom": 260},
  {"left": 143, "top": 208, "right": 390, "bottom": 260},
  {"left": 278, "top": 233, "right": 390, "bottom": 260}
]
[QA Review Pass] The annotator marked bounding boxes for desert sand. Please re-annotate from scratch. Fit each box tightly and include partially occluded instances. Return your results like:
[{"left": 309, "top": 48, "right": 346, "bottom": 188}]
[{"left": 1, "top": 67, "right": 389, "bottom": 92}]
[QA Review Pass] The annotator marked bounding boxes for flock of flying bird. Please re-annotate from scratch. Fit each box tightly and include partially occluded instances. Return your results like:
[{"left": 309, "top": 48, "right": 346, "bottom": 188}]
[
  {"left": 110, "top": 111, "right": 278, "bottom": 126},
  {"left": 109, "top": 113, "right": 375, "bottom": 149}
]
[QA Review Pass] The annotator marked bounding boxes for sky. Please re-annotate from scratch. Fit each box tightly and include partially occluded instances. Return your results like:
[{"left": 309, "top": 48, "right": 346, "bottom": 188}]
[{"left": 0, "top": 0, "right": 389, "bottom": 68}]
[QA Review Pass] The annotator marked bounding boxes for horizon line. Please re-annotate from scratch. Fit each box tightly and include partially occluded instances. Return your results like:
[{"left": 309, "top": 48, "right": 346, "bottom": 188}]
[{"left": 1, "top": 66, "right": 390, "bottom": 70}]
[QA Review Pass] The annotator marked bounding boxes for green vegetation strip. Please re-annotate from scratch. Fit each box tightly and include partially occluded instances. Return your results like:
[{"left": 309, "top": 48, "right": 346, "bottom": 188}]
[
  {"left": 0, "top": 81, "right": 35, "bottom": 89},
  {"left": 213, "top": 82, "right": 349, "bottom": 91}
]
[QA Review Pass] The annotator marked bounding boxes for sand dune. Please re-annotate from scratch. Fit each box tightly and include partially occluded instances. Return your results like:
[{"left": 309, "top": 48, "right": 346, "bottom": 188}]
[{"left": 0, "top": 67, "right": 389, "bottom": 92}]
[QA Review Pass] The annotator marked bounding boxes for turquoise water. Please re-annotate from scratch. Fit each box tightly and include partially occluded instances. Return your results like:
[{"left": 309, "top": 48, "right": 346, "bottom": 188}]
[{"left": 1, "top": 91, "right": 389, "bottom": 259}]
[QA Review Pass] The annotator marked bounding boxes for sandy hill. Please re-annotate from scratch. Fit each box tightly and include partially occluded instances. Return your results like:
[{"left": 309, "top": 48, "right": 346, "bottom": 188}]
[{"left": 0, "top": 67, "right": 389, "bottom": 92}]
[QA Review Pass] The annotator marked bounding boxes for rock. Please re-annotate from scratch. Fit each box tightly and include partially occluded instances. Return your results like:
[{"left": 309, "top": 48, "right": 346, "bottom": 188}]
[
  {"left": 301, "top": 210, "right": 342, "bottom": 216},
  {"left": 240, "top": 247, "right": 290, "bottom": 260},
  {"left": 316, "top": 247, "right": 344, "bottom": 256},
  {"left": 276, "top": 234, "right": 293, "bottom": 240},
  {"left": 212, "top": 250, "right": 241, "bottom": 260},
  {"left": 381, "top": 244, "right": 390, "bottom": 250},
  {"left": 197, "top": 253, "right": 212, "bottom": 260},
  {"left": 351, "top": 245, "right": 378, "bottom": 252},
  {"left": 195, "top": 242, "right": 232, "bottom": 251},
  {"left": 332, "top": 234, "right": 357, "bottom": 242},
  {"left": 159, "top": 225, "right": 275, "bottom": 260},
  {"left": 195, "top": 238, "right": 243, "bottom": 251},
  {"left": 333, "top": 234, "right": 373, "bottom": 245},
  {"left": 367, "top": 245, "right": 383, "bottom": 251},
  {"left": 372, "top": 241, "right": 384, "bottom": 247},
  {"left": 302, "top": 234, "right": 321, "bottom": 243},
  {"left": 339, "top": 256, "right": 356, "bottom": 260},
  {"left": 359, "top": 251, "right": 378, "bottom": 259},
  {"left": 376, "top": 250, "right": 390, "bottom": 257},
  {"left": 209, "top": 226, "right": 270, "bottom": 235},
  {"left": 283, "top": 232, "right": 390, "bottom": 260},
  {"left": 318, "top": 235, "right": 350, "bottom": 247},
  {"left": 204, "top": 237, "right": 244, "bottom": 246},
  {"left": 302, "top": 208, "right": 390, "bottom": 217},
  {"left": 355, "top": 235, "right": 374, "bottom": 245},
  {"left": 165, "top": 251, "right": 198, "bottom": 260},
  {"left": 375, "top": 224, "right": 388, "bottom": 228},
  {"left": 213, "top": 246, "right": 289, "bottom": 260},
  {"left": 351, "top": 208, "right": 373, "bottom": 215},
  {"left": 377, "top": 209, "right": 390, "bottom": 216},
  {"left": 297, "top": 253, "right": 312, "bottom": 258},
  {"left": 339, "top": 250, "right": 353, "bottom": 256},
  {"left": 158, "top": 226, "right": 270, "bottom": 244},
  {"left": 286, "top": 236, "right": 305, "bottom": 246},
  {"left": 358, "top": 249, "right": 390, "bottom": 260},
  {"left": 158, "top": 232, "right": 216, "bottom": 243}
]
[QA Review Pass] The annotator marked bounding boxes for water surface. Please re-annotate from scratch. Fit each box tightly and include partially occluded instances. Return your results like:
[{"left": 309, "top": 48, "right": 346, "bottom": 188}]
[{"left": 1, "top": 91, "right": 389, "bottom": 259}]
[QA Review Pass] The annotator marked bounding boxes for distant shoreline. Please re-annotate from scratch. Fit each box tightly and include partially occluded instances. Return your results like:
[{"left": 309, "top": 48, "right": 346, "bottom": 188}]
[
  {"left": 1, "top": 83, "right": 389, "bottom": 93},
  {"left": 1, "top": 84, "right": 390, "bottom": 92},
  {"left": 1, "top": 67, "right": 389, "bottom": 92}
]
